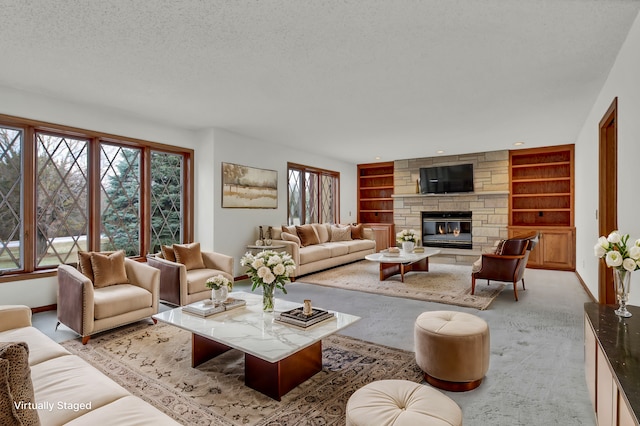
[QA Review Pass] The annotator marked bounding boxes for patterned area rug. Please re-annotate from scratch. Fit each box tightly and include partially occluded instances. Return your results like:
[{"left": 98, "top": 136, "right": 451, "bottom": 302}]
[
  {"left": 61, "top": 322, "right": 423, "bottom": 425},
  {"left": 298, "top": 260, "right": 504, "bottom": 310}
]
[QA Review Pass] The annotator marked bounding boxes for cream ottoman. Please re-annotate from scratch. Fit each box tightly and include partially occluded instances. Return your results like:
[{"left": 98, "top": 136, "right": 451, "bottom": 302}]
[
  {"left": 346, "top": 380, "right": 462, "bottom": 426},
  {"left": 415, "top": 311, "right": 489, "bottom": 391}
]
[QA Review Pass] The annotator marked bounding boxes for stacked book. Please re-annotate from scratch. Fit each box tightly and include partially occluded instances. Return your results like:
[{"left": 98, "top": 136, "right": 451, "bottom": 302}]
[
  {"left": 275, "top": 307, "right": 335, "bottom": 329},
  {"left": 182, "top": 298, "right": 246, "bottom": 317}
]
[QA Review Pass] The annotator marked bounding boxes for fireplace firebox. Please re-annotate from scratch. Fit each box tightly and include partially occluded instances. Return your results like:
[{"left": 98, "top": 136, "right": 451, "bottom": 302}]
[{"left": 421, "top": 211, "right": 472, "bottom": 250}]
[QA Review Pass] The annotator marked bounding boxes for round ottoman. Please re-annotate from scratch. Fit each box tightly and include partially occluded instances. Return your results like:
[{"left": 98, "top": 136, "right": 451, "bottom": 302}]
[
  {"left": 415, "top": 311, "right": 489, "bottom": 391},
  {"left": 346, "top": 380, "right": 462, "bottom": 426}
]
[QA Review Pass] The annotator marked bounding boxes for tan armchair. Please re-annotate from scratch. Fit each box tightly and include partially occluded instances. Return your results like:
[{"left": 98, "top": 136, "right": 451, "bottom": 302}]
[
  {"left": 146, "top": 243, "right": 234, "bottom": 306},
  {"left": 56, "top": 251, "right": 160, "bottom": 344},
  {"left": 471, "top": 233, "right": 538, "bottom": 301}
]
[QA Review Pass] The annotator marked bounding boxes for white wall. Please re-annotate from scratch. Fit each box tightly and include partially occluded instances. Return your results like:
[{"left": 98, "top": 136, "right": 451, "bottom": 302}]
[
  {"left": 0, "top": 87, "right": 358, "bottom": 305},
  {"left": 197, "top": 128, "right": 357, "bottom": 277},
  {"left": 575, "top": 12, "right": 640, "bottom": 306}
]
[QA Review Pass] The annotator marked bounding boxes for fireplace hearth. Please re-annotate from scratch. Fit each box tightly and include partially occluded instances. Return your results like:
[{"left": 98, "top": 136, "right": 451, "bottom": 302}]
[{"left": 422, "top": 211, "right": 472, "bottom": 250}]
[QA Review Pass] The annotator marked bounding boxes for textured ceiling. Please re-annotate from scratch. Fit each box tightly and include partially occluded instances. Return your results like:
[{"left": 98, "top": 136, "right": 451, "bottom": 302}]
[{"left": 1, "top": 0, "right": 639, "bottom": 164}]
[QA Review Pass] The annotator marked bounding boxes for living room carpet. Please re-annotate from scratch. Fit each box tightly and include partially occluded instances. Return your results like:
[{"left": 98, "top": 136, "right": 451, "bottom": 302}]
[
  {"left": 60, "top": 322, "right": 423, "bottom": 425},
  {"left": 298, "top": 260, "right": 504, "bottom": 310}
]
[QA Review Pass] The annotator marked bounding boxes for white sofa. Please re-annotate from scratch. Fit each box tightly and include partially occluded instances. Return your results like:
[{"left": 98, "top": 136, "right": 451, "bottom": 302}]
[
  {"left": 266, "top": 223, "right": 376, "bottom": 279},
  {"left": 0, "top": 305, "right": 179, "bottom": 425}
]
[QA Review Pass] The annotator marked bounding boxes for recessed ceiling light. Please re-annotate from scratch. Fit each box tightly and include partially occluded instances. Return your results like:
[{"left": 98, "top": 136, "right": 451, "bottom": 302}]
[
  {"left": 375, "top": 156, "right": 381, "bottom": 160},
  {"left": 514, "top": 142, "right": 525, "bottom": 146},
  {"left": 436, "top": 150, "right": 444, "bottom": 154}
]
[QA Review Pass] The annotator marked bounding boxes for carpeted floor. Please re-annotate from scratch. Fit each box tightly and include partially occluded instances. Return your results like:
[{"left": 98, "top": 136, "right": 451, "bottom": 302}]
[
  {"left": 60, "top": 322, "right": 423, "bottom": 426},
  {"left": 299, "top": 260, "right": 504, "bottom": 309}
]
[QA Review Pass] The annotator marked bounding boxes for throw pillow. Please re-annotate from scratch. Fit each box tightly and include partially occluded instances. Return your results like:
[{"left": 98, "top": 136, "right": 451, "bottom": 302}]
[
  {"left": 0, "top": 342, "right": 40, "bottom": 426},
  {"left": 90, "top": 250, "right": 129, "bottom": 288},
  {"left": 281, "top": 225, "right": 296, "bottom": 235},
  {"left": 494, "top": 240, "right": 507, "bottom": 255},
  {"left": 312, "top": 223, "right": 330, "bottom": 244},
  {"left": 77, "top": 251, "right": 94, "bottom": 282},
  {"left": 330, "top": 225, "right": 352, "bottom": 242},
  {"left": 173, "top": 242, "right": 206, "bottom": 270},
  {"left": 296, "top": 225, "right": 320, "bottom": 247},
  {"left": 350, "top": 223, "right": 365, "bottom": 240},
  {"left": 281, "top": 232, "right": 302, "bottom": 247},
  {"left": 161, "top": 245, "right": 176, "bottom": 262}
]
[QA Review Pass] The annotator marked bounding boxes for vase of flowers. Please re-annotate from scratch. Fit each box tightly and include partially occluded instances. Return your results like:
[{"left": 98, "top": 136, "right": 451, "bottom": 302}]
[
  {"left": 397, "top": 229, "right": 418, "bottom": 253},
  {"left": 594, "top": 231, "right": 640, "bottom": 317},
  {"left": 241, "top": 250, "right": 296, "bottom": 312},
  {"left": 206, "top": 274, "right": 233, "bottom": 304}
]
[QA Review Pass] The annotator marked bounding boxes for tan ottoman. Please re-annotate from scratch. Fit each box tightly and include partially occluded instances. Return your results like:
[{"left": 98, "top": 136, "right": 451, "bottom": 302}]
[
  {"left": 346, "top": 380, "right": 462, "bottom": 426},
  {"left": 415, "top": 311, "right": 489, "bottom": 391}
]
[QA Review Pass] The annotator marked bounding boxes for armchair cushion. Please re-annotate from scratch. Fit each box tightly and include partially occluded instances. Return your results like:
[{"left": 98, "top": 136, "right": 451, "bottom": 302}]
[
  {"left": 173, "top": 242, "right": 205, "bottom": 270},
  {"left": 0, "top": 341, "right": 40, "bottom": 426},
  {"left": 93, "top": 284, "right": 153, "bottom": 320},
  {"left": 90, "top": 251, "right": 129, "bottom": 288},
  {"left": 161, "top": 245, "right": 176, "bottom": 262}
]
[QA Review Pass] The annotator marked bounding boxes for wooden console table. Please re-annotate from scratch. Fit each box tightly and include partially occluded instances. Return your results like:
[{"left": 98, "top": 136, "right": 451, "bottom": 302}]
[{"left": 584, "top": 303, "right": 640, "bottom": 425}]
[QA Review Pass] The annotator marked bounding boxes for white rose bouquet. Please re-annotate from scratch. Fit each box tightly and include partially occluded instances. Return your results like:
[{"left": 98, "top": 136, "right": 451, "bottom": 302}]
[
  {"left": 396, "top": 229, "right": 418, "bottom": 243},
  {"left": 594, "top": 231, "right": 640, "bottom": 272},
  {"left": 205, "top": 274, "right": 233, "bottom": 290},
  {"left": 241, "top": 250, "right": 296, "bottom": 292}
]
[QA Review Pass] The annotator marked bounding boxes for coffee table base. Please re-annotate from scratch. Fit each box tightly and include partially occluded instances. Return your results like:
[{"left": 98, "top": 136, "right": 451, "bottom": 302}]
[
  {"left": 379, "top": 256, "right": 430, "bottom": 282},
  {"left": 192, "top": 334, "right": 322, "bottom": 401}
]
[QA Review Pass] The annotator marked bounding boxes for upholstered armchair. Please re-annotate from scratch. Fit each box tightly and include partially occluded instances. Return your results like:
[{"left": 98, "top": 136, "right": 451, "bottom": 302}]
[
  {"left": 471, "top": 233, "right": 538, "bottom": 301},
  {"left": 57, "top": 251, "right": 160, "bottom": 344},
  {"left": 146, "top": 242, "right": 234, "bottom": 306}
]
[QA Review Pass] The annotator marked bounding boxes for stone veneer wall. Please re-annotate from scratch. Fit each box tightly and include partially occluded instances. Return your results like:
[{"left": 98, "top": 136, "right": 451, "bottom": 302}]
[{"left": 394, "top": 150, "right": 509, "bottom": 264}]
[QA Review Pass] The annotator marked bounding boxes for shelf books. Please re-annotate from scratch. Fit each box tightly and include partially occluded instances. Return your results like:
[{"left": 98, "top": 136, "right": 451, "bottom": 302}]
[
  {"left": 182, "top": 298, "right": 246, "bottom": 317},
  {"left": 275, "top": 307, "right": 335, "bottom": 329}
]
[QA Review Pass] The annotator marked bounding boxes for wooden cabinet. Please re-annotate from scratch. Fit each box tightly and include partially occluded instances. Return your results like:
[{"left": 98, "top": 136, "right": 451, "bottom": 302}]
[
  {"left": 585, "top": 308, "right": 640, "bottom": 426},
  {"left": 508, "top": 145, "right": 575, "bottom": 270},
  {"left": 509, "top": 226, "right": 575, "bottom": 271},
  {"left": 358, "top": 162, "right": 395, "bottom": 251}
]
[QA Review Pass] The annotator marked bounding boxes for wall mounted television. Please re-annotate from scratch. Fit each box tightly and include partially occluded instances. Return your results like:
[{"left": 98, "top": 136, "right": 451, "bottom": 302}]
[{"left": 419, "top": 164, "right": 474, "bottom": 194}]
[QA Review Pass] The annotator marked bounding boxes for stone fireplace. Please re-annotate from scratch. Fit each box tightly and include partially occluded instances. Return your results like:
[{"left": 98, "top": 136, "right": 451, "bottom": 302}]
[
  {"left": 422, "top": 211, "right": 472, "bottom": 250},
  {"left": 392, "top": 151, "right": 510, "bottom": 264}
]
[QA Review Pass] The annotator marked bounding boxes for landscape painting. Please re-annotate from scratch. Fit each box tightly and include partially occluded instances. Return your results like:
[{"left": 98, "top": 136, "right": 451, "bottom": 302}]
[{"left": 222, "top": 162, "right": 278, "bottom": 208}]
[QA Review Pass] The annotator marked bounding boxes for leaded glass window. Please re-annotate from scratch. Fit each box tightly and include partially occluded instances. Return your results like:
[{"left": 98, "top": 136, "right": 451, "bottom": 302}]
[{"left": 0, "top": 126, "right": 23, "bottom": 271}]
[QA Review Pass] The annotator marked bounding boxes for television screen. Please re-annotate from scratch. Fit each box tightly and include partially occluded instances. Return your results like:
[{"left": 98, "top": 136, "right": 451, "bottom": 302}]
[{"left": 420, "top": 164, "right": 474, "bottom": 194}]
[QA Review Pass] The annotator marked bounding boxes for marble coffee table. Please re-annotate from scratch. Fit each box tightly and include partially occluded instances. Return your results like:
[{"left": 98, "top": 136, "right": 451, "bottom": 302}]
[
  {"left": 153, "top": 291, "right": 360, "bottom": 400},
  {"left": 365, "top": 248, "right": 441, "bottom": 282}
]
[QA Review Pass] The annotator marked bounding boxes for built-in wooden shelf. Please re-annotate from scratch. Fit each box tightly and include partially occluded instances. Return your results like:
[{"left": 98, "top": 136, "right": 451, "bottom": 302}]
[
  {"left": 358, "top": 162, "right": 395, "bottom": 251},
  {"left": 392, "top": 191, "right": 509, "bottom": 198},
  {"left": 508, "top": 144, "right": 575, "bottom": 270}
]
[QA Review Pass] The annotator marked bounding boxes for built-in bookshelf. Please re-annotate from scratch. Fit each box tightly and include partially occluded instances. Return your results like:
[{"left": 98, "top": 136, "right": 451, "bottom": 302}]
[{"left": 357, "top": 162, "right": 395, "bottom": 251}]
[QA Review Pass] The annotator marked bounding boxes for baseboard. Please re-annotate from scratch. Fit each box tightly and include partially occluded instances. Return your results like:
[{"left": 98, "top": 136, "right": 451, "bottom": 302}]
[
  {"left": 575, "top": 271, "right": 597, "bottom": 303},
  {"left": 32, "top": 304, "right": 57, "bottom": 313}
]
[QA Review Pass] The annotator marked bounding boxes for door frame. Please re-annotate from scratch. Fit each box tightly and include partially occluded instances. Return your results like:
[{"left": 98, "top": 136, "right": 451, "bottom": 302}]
[{"left": 598, "top": 97, "right": 618, "bottom": 304}]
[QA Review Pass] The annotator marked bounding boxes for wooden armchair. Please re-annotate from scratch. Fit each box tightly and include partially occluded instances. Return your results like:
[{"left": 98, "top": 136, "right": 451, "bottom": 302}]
[
  {"left": 146, "top": 243, "right": 234, "bottom": 306},
  {"left": 56, "top": 251, "right": 160, "bottom": 344},
  {"left": 471, "top": 233, "right": 539, "bottom": 301}
]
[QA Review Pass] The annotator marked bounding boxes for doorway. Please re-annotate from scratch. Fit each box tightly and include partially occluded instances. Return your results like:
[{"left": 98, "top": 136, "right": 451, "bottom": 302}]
[{"left": 598, "top": 97, "right": 618, "bottom": 304}]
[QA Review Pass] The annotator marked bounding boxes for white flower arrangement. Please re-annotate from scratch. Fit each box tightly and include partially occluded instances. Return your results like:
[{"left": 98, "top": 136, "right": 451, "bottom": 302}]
[
  {"left": 240, "top": 250, "right": 296, "bottom": 293},
  {"left": 205, "top": 274, "right": 233, "bottom": 290},
  {"left": 594, "top": 231, "right": 640, "bottom": 272},
  {"left": 396, "top": 229, "right": 419, "bottom": 244}
]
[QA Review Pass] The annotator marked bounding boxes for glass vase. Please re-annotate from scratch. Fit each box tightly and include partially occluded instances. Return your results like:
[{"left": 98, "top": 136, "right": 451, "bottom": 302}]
[
  {"left": 614, "top": 269, "right": 632, "bottom": 318},
  {"left": 211, "top": 286, "right": 228, "bottom": 305},
  {"left": 402, "top": 241, "right": 415, "bottom": 253},
  {"left": 262, "top": 284, "right": 275, "bottom": 312}
]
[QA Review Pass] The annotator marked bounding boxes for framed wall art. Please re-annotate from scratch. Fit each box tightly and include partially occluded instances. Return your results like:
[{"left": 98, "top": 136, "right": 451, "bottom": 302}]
[{"left": 221, "top": 162, "right": 278, "bottom": 208}]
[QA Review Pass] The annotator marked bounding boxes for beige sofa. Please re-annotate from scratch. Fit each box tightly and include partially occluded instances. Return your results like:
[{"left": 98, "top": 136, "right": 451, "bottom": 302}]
[
  {"left": 0, "top": 305, "right": 179, "bottom": 425},
  {"left": 267, "top": 223, "right": 376, "bottom": 279}
]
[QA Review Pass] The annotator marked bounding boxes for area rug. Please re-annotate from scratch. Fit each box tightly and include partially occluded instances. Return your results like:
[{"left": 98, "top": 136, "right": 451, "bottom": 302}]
[
  {"left": 61, "top": 322, "right": 423, "bottom": 425},
  {"left": 298, "top": 260, "right": 504, "bottom": 310}
]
